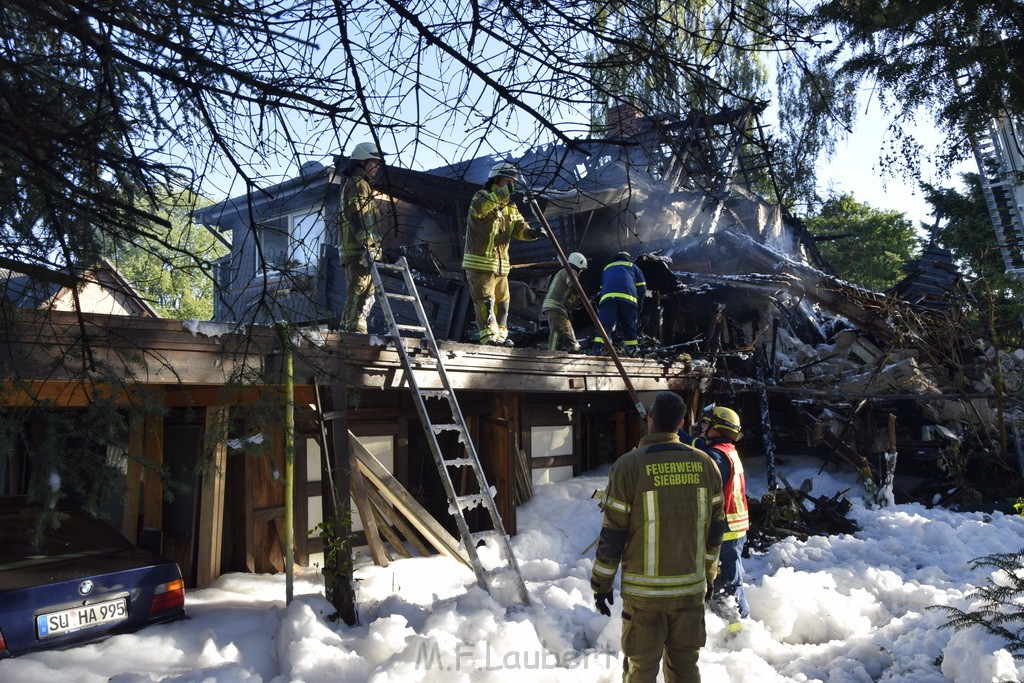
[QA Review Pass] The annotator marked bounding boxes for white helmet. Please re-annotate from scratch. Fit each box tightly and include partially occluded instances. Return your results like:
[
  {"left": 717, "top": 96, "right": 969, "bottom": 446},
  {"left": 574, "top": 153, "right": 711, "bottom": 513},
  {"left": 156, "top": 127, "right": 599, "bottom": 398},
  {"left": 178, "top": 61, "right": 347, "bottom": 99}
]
[
  {"left": 350, "top": 141, "right": 383, "bottom": 162},
  {"left": 568, "top": 252, "right": 587, "bottom": 270},
  {"left": 488, "top": 161, "right": 521, "bottom": 182}
]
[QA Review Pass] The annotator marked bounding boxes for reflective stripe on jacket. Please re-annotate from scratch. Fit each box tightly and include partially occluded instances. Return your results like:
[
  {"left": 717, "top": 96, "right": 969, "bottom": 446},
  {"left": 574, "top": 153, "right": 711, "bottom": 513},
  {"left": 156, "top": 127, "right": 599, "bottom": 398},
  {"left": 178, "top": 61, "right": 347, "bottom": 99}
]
[
  {"left": 338, "top": 170, "right": 382, "bottom": 264},
  {"left": 591, "top": 433, "right": 726, "bottom": 606},
  {"left": 542, "top": 269, "right": 579, "bottom": 315},
  {"left": 715, "top": 441, "right": 750, "bottom": 539},
  {"left": 598, "top": 260, "right": 646, "bottom": 306},
  {"left": 461, "top": 183, "right": 535, "bottom": 275}
]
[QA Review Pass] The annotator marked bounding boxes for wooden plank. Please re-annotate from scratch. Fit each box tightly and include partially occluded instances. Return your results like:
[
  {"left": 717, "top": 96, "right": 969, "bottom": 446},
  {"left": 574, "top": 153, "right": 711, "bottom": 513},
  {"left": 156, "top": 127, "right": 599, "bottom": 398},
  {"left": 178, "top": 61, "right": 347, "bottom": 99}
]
[
  {"left": 196, "top": 406, "right": 228, "bottom": 587},
  {"left": 121, "top": 421, "right": 144, "bottom": 542},
  {"left": 141, "top": 413, "right": 164, "bottom": 535},
  {"left": 348, "top": 437, "right": 389, "bottom": 567},
  {"left": 367, "top": 500, "right": 411, "bottom": 560},
  {"left": 365, "top": 485, "right": 432, "bottom": 558},
  {"left": 351, "top": 430, "right": 470, "bottom": 568}
]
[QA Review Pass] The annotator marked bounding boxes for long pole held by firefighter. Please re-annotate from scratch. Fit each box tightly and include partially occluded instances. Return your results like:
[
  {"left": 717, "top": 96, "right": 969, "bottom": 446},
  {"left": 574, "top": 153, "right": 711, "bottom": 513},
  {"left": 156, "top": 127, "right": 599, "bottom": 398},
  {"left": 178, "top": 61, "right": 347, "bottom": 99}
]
[{"left": 526, "top": 196, "right": 647, "bottom": 419}]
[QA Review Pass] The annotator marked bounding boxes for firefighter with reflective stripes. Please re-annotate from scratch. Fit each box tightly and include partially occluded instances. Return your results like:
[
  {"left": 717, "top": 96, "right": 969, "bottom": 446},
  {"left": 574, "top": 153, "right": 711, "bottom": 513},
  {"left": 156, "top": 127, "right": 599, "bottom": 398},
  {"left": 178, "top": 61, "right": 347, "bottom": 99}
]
[
  {"left": 679, "top": 404, "right": 750, "bottom": 629},
  {"left": 338, "top": 141, "right": 385, "bottom": 333},
  {"left": 462, "top": 161, "right": 543, "bottom": 346},
  {"left": 542, "top": 251, "right": 587, "bottom": 352},
  {"left": 591, "top": 391, "right": 727, "bottom": 683},
  {"left": 592, "top": 251, "right": 646, "bottom": 356}
]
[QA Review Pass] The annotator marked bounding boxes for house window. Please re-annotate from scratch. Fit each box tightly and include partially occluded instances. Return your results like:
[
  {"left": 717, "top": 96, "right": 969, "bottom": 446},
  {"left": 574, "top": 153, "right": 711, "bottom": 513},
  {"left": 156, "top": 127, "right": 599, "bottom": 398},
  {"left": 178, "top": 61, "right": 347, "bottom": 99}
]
[{"left": 258, "top": 209, "right": 326, "bottom": 272}]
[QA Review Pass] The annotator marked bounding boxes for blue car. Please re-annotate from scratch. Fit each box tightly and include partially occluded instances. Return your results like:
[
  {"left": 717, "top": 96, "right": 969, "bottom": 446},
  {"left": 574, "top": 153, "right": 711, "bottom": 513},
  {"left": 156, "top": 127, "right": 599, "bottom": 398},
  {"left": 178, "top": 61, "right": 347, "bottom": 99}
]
[{"left": 0, "top": 497, "right": 186, "bottom": 658}]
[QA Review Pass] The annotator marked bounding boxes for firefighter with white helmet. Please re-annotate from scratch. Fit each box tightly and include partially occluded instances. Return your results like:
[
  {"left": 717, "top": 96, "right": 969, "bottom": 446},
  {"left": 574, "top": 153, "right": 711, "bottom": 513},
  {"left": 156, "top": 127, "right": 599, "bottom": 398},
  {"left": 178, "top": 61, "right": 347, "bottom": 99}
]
[
  {"left": 462, "top": 160, "right": 544, "bottom": 346},
  {"left": 338, "top": 140, "right": 385, "bottom": 333},
  {"left": 542, "top": 252, "right": 588, "bottom": 352},
  {"left": 679, "top": 403, "right": 750, "bottom": 632}
]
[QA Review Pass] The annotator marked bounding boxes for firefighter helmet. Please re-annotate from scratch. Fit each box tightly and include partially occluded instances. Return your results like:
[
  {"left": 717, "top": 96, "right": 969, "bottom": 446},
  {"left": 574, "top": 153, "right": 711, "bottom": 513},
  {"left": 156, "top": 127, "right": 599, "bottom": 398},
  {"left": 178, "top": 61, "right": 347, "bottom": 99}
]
[
  {"left": 350, "top": 141, "right": 383, "bottom": 162},
  {"left": 615, "top": 251, "right": 632, "bottom": 262},
  {"left": 568, "top": 252, "right": 587, "bottom": 270},
  {"left": 701, "top": 404, "right": 742, "bottom": 441},
  {"left": 488, "top": 161, "right": 521, "bottom": 183}
]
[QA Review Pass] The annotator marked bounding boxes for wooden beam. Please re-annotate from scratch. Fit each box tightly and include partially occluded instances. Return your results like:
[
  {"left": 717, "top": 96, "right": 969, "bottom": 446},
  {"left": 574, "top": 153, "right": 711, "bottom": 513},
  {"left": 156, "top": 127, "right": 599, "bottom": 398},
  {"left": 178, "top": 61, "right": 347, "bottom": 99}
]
[
  {"left": 365, "top": 485, "right": 432, "bottom": 558},
  {"left": 350, "top": 430, "right": 469, "bottom": 568},
  {"left": 348, "top": 438, "right": 389, "bottom": 567},
  {"left": 196, "top": 406, "right": 228, "bottom": 588},
  {"left": 121, "top": 421, "right": 144, "bottom": 542},
  {"left": 141, "top": 413, "right": 164, "bottom": 535}
]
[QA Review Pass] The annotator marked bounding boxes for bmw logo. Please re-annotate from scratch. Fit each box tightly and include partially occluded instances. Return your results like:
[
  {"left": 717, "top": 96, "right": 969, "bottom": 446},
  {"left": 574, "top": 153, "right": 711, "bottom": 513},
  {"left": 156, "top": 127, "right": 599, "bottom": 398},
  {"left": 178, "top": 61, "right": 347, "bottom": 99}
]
[{"left": 78, "top": 580, "right": 94, "bottom": 596}]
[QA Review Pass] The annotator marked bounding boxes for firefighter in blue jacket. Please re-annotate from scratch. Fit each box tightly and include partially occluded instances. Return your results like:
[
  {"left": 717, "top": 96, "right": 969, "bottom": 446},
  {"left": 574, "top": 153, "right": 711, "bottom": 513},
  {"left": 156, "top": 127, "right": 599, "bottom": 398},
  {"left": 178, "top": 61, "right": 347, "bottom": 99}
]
[
  {"left": 591, "top": 251, "right": 646, "bottom": 355},
  {"left": 679, "top": 404, "right": 750, "bottom": 631}
]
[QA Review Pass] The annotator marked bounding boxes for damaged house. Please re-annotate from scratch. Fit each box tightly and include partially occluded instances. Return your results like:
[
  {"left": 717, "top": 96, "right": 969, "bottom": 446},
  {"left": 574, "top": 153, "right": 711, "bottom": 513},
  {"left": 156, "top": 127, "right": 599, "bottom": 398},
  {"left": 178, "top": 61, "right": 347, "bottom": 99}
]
[
  {"left": 2, "top": 102, "right": 1005, "bottom": 591},
  {"left": 197, "top": 101, "right": 1024, "bottom": 520}
]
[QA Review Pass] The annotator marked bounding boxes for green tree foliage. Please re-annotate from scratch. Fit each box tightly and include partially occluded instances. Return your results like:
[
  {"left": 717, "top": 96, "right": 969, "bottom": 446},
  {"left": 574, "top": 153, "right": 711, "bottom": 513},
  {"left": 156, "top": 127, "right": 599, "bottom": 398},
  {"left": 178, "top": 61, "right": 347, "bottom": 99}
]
[
  {"left": 933, "top": 549, "right": 1024, "bottom": 659},
  {"left": 925, "top": 175, "right": 1024, "bottom": 347},
  {"left": 790, "top": 0, "right": 1024, "bottom": 185},
  {"left": 806, "top": 193, "right": 921, "bottom": 292},
  {"left": 589, "top": 0, "right": 778, "bottom": 122},
  {"left": 104, "top": 190, "right": 227, "bottom": 320}
]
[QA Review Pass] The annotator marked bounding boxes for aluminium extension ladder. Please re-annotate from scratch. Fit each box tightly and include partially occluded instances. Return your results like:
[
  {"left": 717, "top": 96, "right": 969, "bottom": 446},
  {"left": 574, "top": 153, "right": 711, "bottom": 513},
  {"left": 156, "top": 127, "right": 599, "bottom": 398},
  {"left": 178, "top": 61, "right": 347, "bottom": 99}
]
[{"left": 370, "top": 258, "right": 530, "bottom": 605}]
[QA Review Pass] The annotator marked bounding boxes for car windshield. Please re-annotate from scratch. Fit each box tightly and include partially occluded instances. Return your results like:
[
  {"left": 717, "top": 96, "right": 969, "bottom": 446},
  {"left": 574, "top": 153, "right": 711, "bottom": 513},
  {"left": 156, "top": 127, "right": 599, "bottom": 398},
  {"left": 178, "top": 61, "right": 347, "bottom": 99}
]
[{"left": 0, "top": 508, "right": 133, "bottom": 568}]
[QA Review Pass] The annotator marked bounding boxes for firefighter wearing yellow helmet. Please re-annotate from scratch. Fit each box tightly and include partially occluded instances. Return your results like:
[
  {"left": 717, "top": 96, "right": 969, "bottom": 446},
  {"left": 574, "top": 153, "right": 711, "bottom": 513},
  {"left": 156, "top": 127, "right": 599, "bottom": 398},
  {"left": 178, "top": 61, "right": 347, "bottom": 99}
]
[
  {"left": 338, "top": 141, "right": 384, "bottom": 333},
  {"left": 541, "top": 252, "right": 587, "bottom": 352},
  {"left": 679, "top": 403, "right": 750, "bottom": 632},
  {"left": 462, "top": 161, "right": 543, "bottom": 346}
]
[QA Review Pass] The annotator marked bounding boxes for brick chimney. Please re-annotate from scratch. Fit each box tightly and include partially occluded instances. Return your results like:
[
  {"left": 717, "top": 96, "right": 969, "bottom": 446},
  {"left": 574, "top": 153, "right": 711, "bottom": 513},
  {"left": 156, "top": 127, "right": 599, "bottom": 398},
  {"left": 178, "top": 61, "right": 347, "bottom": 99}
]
[{"left": 605, "top": 101, "right": 644, "bottom": 138}]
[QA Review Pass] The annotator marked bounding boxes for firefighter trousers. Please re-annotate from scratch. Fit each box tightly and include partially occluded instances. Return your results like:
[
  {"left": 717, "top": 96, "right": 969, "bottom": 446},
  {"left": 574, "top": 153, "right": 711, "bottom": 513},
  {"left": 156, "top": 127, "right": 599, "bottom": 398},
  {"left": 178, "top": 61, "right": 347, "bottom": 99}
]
[
  {"left": 342, "top": 260, "right": 375, "bottom": 333},
  {"left": 465, "top": 269, "right": 510, "bottom": 344},
  {"left": 620, "top": 597, "right": 706, "bottom": 683},
  {"left": 544, "top": 310, "right": 578, "bottom": 351}
]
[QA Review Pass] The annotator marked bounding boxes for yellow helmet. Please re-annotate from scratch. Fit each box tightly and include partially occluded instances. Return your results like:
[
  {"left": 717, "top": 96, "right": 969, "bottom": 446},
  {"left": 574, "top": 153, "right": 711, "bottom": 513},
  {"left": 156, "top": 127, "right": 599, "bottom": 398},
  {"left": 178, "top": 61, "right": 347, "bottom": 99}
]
[{"left": 701, "top": 404, "right": 742, "bottom": 441}]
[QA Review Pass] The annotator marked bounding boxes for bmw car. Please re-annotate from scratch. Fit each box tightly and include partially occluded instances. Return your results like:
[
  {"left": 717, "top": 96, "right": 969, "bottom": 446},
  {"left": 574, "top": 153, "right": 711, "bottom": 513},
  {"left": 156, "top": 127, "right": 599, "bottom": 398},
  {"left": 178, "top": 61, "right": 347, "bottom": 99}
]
[{"left": 0, "top": 497, "right": 186, "bottom": 658}]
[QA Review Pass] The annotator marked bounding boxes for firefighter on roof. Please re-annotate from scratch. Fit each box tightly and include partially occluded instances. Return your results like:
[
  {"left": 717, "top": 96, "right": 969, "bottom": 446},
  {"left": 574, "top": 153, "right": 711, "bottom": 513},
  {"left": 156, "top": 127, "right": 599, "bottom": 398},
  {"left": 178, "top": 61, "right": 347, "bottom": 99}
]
[
  {"left": 542, "top": 251, "right": 587, "bottom": 352},
  {"left": 591, "top": 251, "right": 646, "bottom": 356},
  {"left": 592, "top": 391, "right": 726, "bottom": 682},
  {"left": 462, "top": 161, "right": 543, "bottom": 346},
  {"left": 338, "top": 141, "right": 384, "bottom": 333}
]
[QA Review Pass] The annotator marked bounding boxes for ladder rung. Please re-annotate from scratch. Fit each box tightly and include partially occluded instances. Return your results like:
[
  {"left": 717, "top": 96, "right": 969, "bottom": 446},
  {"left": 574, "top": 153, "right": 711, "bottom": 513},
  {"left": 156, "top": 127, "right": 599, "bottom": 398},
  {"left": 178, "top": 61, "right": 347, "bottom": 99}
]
[
  {"left": 444, "top": 458, "right": 476, "bottom": 468},
  {"left": 397, "top": 324, "right": 427, "bottom": 332},
  {"left": 456, "top": 493, "right": 488, "bottom": 509},
  {"left": 374, "top": 262, "right": 402, "bottom": 271},
  {"left": 421, "top": 389, "right": 450, "bottom": 399},
  {"left": 471, "top": 530, "right": 503, "bottom": 546},
  {"left": 431, "top": 423, "right": 464, "bottom": 434},
  {"left": 386, "top": 292, "right": 416, "bottom": 302}
]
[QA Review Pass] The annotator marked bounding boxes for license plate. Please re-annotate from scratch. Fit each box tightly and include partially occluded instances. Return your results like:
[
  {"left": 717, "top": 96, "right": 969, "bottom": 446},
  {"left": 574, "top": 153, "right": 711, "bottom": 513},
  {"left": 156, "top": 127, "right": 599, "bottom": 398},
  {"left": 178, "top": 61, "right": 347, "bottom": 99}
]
[{"left": 36, "top": 598, "right": 128, "bottom": 638}]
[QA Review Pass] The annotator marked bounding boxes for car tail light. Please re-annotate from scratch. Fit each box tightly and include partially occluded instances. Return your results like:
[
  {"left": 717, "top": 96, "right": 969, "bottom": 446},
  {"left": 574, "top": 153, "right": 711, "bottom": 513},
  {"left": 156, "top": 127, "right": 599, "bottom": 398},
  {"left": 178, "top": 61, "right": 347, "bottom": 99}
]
[
  {"left": 0, "top": 627, "right": 6, "bottom": 654},
  {"left": 149, "top": 578, "right": 185, "bottom": 614}
]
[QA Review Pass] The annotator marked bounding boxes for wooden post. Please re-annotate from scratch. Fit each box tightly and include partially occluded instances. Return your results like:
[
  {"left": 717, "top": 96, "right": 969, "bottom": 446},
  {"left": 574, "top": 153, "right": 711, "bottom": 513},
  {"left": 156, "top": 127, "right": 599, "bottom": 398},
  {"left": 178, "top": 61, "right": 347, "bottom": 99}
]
[
  {"left": 141, "top": 412, "right": 164, "bottom": 549},
  {"left": 196, "top": 406, "right": 228, "bottom": 587}
]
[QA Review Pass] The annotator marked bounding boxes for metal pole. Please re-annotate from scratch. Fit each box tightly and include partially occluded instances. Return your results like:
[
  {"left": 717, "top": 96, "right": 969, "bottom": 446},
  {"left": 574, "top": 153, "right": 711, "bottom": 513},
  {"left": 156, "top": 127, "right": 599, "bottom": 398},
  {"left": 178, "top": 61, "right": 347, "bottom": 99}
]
[
  {"left": 527, "top": 197, "right": 647, "bottom": 418},
  {"left": 282, "top": 324, "right": 295, "bottom": 605}
]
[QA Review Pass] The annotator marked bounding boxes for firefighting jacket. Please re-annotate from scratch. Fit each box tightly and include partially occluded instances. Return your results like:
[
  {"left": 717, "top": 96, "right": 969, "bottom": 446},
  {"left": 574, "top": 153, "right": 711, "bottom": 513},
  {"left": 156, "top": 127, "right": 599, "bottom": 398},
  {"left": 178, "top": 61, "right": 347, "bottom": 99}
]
[
  {"left": 339, "top": 168, "right": 382, "bottom": 265},
  {"left": 591, "top": 432, "right": 727, "bottom": 606},
  {"left": 462, "top": 183, "right": 537, "bottom": 275},
  {"left": 679, "top": 431, "right": 750, "bottom": 540},
  {"left": 597, "top": 259, "right": 646, "bottom": 306},
  {"left": 541, "top": 268, "right": 580, "bottom": 315}
]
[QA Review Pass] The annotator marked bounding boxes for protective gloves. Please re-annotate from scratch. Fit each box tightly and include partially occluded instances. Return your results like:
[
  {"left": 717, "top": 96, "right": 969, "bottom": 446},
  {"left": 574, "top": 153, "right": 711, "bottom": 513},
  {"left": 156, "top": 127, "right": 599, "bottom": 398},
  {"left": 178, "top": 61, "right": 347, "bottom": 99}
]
[
  {"left": 705, "top": 578, "right": 715, "bottom": 602},
  {"left": 360, "top": 246, "right": 374, "bottom": 268},
  {"left": 594, "top": 589, "right": 615, "bottom": 617},
  {"left": 526, "top": 226, "right": 546, "bottom": 240}
]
